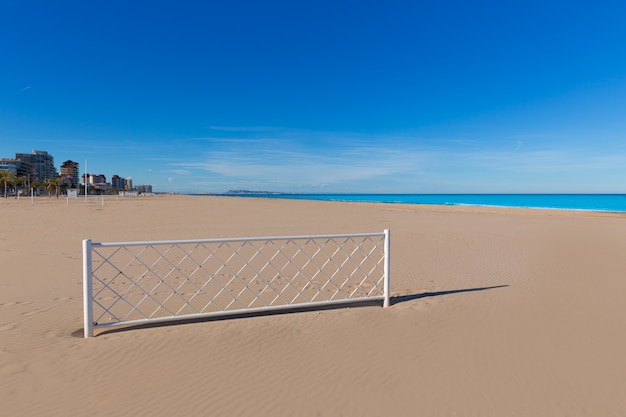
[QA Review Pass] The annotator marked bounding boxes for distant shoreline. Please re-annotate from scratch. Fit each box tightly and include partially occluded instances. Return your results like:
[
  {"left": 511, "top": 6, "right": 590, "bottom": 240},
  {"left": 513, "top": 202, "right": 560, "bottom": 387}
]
[{"left": 190, "top": 193, "right": 626, "bottom": 213}]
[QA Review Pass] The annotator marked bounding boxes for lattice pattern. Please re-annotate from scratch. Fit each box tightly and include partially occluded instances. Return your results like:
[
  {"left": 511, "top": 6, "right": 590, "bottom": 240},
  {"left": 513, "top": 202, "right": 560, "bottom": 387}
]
[{"left": 86, "top": 233, "right": 387, "bottom": 329}]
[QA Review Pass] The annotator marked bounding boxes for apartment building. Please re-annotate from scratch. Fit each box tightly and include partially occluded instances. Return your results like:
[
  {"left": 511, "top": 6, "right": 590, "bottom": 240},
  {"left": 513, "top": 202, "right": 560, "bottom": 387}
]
[
  {"left": 15, "top": 150, "right": 58, "bottom": 182},
  {"left": 60, "top": 160, "right": 80, "bottom": 188}
]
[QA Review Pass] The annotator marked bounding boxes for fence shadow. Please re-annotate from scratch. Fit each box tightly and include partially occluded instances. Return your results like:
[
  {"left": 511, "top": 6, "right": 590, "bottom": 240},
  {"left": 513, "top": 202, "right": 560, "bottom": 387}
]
[
  {"left": 73, "top": 285, "right": 509, "bottom": 338},
  {"left": 73, "top": 299, "right": 384, "bottom": 338},
  {"left": 391, "top": 284, "right": 509, "bottom": 306}
]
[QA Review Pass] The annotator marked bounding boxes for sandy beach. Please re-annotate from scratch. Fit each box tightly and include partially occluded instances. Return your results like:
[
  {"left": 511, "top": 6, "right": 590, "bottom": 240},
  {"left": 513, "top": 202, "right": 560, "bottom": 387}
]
[{"left": 1, "top": 195, "right": 626, "bottom": 416}]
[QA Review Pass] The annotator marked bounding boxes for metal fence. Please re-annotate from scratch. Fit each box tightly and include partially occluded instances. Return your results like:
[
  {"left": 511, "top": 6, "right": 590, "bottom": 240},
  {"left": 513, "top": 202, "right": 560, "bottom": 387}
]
[{"left": 82, "top": 230, "right": 390, "bottom": 337}]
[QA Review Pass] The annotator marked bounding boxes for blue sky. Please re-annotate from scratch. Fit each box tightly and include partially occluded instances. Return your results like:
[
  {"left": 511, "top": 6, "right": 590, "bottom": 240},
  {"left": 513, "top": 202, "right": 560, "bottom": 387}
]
[{"left": 1, "top": 0, "right": 626, "bottom": 193}]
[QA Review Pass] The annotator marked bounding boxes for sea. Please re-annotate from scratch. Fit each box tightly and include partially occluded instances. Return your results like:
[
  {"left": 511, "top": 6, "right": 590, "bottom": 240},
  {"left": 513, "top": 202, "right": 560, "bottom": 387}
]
[{"left": 212, "top": 193, "right": 626, "bottom": 213}]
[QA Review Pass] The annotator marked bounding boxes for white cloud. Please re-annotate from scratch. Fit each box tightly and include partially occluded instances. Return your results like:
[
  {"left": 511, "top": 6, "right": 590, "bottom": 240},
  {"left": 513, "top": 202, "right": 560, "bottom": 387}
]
[
  {"left": 163, "top": 128, "right": 626, "bottom": 193},
  {"left": 164, "top": 169, "right": 191, "bottom": 176},
  {"left": 173, "top": 141, "right": 434, "bottom": 192},
  {"left": 207, "top": 126, "right": 284, "bottom": 133}
]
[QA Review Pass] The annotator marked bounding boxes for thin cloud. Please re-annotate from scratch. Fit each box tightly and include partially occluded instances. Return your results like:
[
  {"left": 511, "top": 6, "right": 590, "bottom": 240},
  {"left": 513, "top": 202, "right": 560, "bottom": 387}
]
[
  {"left": 163, "top": 127, "right": 626, "bottom": 193},
  {"left": 164, "top": 169, "right": 191, "bottom": 176},
  {"left": 176, "top": 140, "right": 430, "bottom": 190},
  {"left": 207, "top": 126, "right": 286, "bottom": 133}
]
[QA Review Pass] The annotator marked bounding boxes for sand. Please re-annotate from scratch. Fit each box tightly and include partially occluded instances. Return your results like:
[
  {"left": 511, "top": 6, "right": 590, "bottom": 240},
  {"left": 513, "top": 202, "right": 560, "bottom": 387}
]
[{"left": 1, "top": 194, "right": 626, "bottom": 416}]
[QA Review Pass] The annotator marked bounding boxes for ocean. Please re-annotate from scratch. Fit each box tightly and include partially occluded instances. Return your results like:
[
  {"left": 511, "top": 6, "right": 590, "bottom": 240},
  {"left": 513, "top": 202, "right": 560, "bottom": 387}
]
[{"left": 214, "top": 194, "right": 626, "bottom": 213}]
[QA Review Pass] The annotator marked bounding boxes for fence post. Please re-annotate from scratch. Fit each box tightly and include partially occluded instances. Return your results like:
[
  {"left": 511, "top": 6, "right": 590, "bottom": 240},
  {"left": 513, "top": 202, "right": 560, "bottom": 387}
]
[
  {"left": 383, "top": 229, "right": 391, "bottom": 308},
  {"left": 83, "top": 239, "right": 94, "bottom": 338}
]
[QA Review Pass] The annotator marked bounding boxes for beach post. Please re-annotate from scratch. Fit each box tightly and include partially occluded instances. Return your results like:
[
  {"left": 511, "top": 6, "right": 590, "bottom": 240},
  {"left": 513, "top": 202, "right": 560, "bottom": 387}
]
[
  {"left": 383, "top": 229, "right": 391, "bottom": 308},
  {"left": 82, "top": 239, "right": 94, "bottom": 338}
]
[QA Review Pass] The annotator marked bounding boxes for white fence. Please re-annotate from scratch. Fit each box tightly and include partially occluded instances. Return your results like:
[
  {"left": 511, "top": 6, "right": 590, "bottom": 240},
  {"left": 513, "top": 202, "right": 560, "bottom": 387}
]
[{"left": 82, "top": 230, "right": 390, "bottom": 337}]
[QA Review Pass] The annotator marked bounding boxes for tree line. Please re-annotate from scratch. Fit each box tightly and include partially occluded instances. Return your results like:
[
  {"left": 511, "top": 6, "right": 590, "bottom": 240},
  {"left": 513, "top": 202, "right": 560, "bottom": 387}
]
[{"left": 0, "top": 171, "right": 66, "bottom": 198}]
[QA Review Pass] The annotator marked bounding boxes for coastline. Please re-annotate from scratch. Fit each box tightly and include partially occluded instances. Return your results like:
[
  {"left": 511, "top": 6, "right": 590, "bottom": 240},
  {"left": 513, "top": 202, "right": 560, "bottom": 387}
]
[
  {"left": 208, "top": 192, "right": 626, "bottom": 214},
  {"left": 2, "top": 195, "right": 626, "bottom": 416}
]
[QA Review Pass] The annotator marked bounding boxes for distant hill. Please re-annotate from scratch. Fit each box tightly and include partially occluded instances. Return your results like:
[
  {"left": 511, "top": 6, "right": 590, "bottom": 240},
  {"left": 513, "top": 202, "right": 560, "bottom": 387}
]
[{"left": 224, "top": 190, "right": 286, "bottom": 195}]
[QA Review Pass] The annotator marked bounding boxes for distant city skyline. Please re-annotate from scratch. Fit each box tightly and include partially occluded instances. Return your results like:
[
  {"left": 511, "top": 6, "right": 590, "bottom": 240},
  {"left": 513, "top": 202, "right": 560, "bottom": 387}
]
[
  {"left": 0, "top": 149, "right": 138, "bottom": 186},
  {"left": 2, "top": 1, "right": 626, "bottom": 194},
  {"left": 0, "top": 150, "right": 153, "bottom": 196}
]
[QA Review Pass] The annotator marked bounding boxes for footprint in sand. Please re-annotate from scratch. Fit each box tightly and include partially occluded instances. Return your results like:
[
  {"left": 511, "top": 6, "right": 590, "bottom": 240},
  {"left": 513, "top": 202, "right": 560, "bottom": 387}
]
[
  {"left": 0, "top": 300, "right": 33, "bottom": 307},
  {"left": 53, "top": 297, "right": 77, "bottom": 304},
  {"left": 20, "top": 306, "right": 55, "bottom": 317}
]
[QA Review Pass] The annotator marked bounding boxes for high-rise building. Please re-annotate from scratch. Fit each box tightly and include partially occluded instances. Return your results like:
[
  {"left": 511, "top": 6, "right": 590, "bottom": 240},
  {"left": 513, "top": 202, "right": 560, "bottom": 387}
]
[
  {"left": 0, "top": 159, "right": 17, "bottom": 174},
  {"left": 0, "top": 159, "right": 19, "bottom": 175},
  {"left": 92, "top": 174, "right": 106, "bottom": 184},
  {"left": 111, "top": 175, "right": 126, "bottom": 190},
  {"left": 15, "top": 150, "right": 58, "bottom": 182},
  {"left": 60, "top": 160, "right": 80, "bottom": 188},
  {"left": 135, "top": 184, "right": 153, "bottom": 194},
  {"left": 0, "top": 158, "right": 35, "bottom": 192},
  {"left": 82, "top": 173, "right": 107, "bottom": 185}
]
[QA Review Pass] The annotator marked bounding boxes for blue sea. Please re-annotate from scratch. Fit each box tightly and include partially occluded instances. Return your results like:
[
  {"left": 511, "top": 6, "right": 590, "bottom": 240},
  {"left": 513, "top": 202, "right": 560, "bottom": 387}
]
[{"left": 215, "top": 194, "right": 626, "bottom": 213}]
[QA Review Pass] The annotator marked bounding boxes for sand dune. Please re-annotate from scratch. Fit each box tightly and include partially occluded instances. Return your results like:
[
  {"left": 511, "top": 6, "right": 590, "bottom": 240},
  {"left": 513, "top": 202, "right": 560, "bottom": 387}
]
[{"left": 1, "top": 195, "right": 626, "bottom": 416}]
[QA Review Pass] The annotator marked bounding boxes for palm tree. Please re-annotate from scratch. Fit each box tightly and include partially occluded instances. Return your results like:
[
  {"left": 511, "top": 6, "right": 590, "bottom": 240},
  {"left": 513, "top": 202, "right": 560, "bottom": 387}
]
[
  {"left": 45, "top": 178, "right": 56, "bottom": 197},
  {"left": 0, "top": 170, "right": 17, "bottom": 198},
  {"left": 0, "top": 170, "right": 9, "bottom": 198},
  {"left": 10, "top": 176, "right": 26, "bottom": 199},
  {"left": 55, "top": 177, "right": 63, "bottom": 198},
  {"left": 31, "top": 179, "right": 44, "bottom": 197}
]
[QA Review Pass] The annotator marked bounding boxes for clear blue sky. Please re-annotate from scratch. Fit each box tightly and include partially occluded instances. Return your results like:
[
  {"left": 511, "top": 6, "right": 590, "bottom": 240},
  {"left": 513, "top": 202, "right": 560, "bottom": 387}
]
[{"left": 1, "top": 0, "right": 626, "bottom": 193}]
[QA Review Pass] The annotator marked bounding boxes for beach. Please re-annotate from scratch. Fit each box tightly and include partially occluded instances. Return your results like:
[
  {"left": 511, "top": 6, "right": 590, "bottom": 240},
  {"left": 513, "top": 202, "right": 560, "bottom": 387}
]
[{"left": 2, "top": 195, "right": 626, "bottom": 416}]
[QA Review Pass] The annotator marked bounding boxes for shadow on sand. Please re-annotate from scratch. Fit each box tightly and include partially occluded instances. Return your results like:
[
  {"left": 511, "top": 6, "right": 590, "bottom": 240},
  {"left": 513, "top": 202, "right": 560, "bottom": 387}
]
[
  {"left": 73, "top": 299, "right": 384, "bottom": 338},
  {"left": 390, "top": 284, "right": 509, "bottom": 306},
  {"left": 73, "top": 285, "right": 509, "bottom": 338}
]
